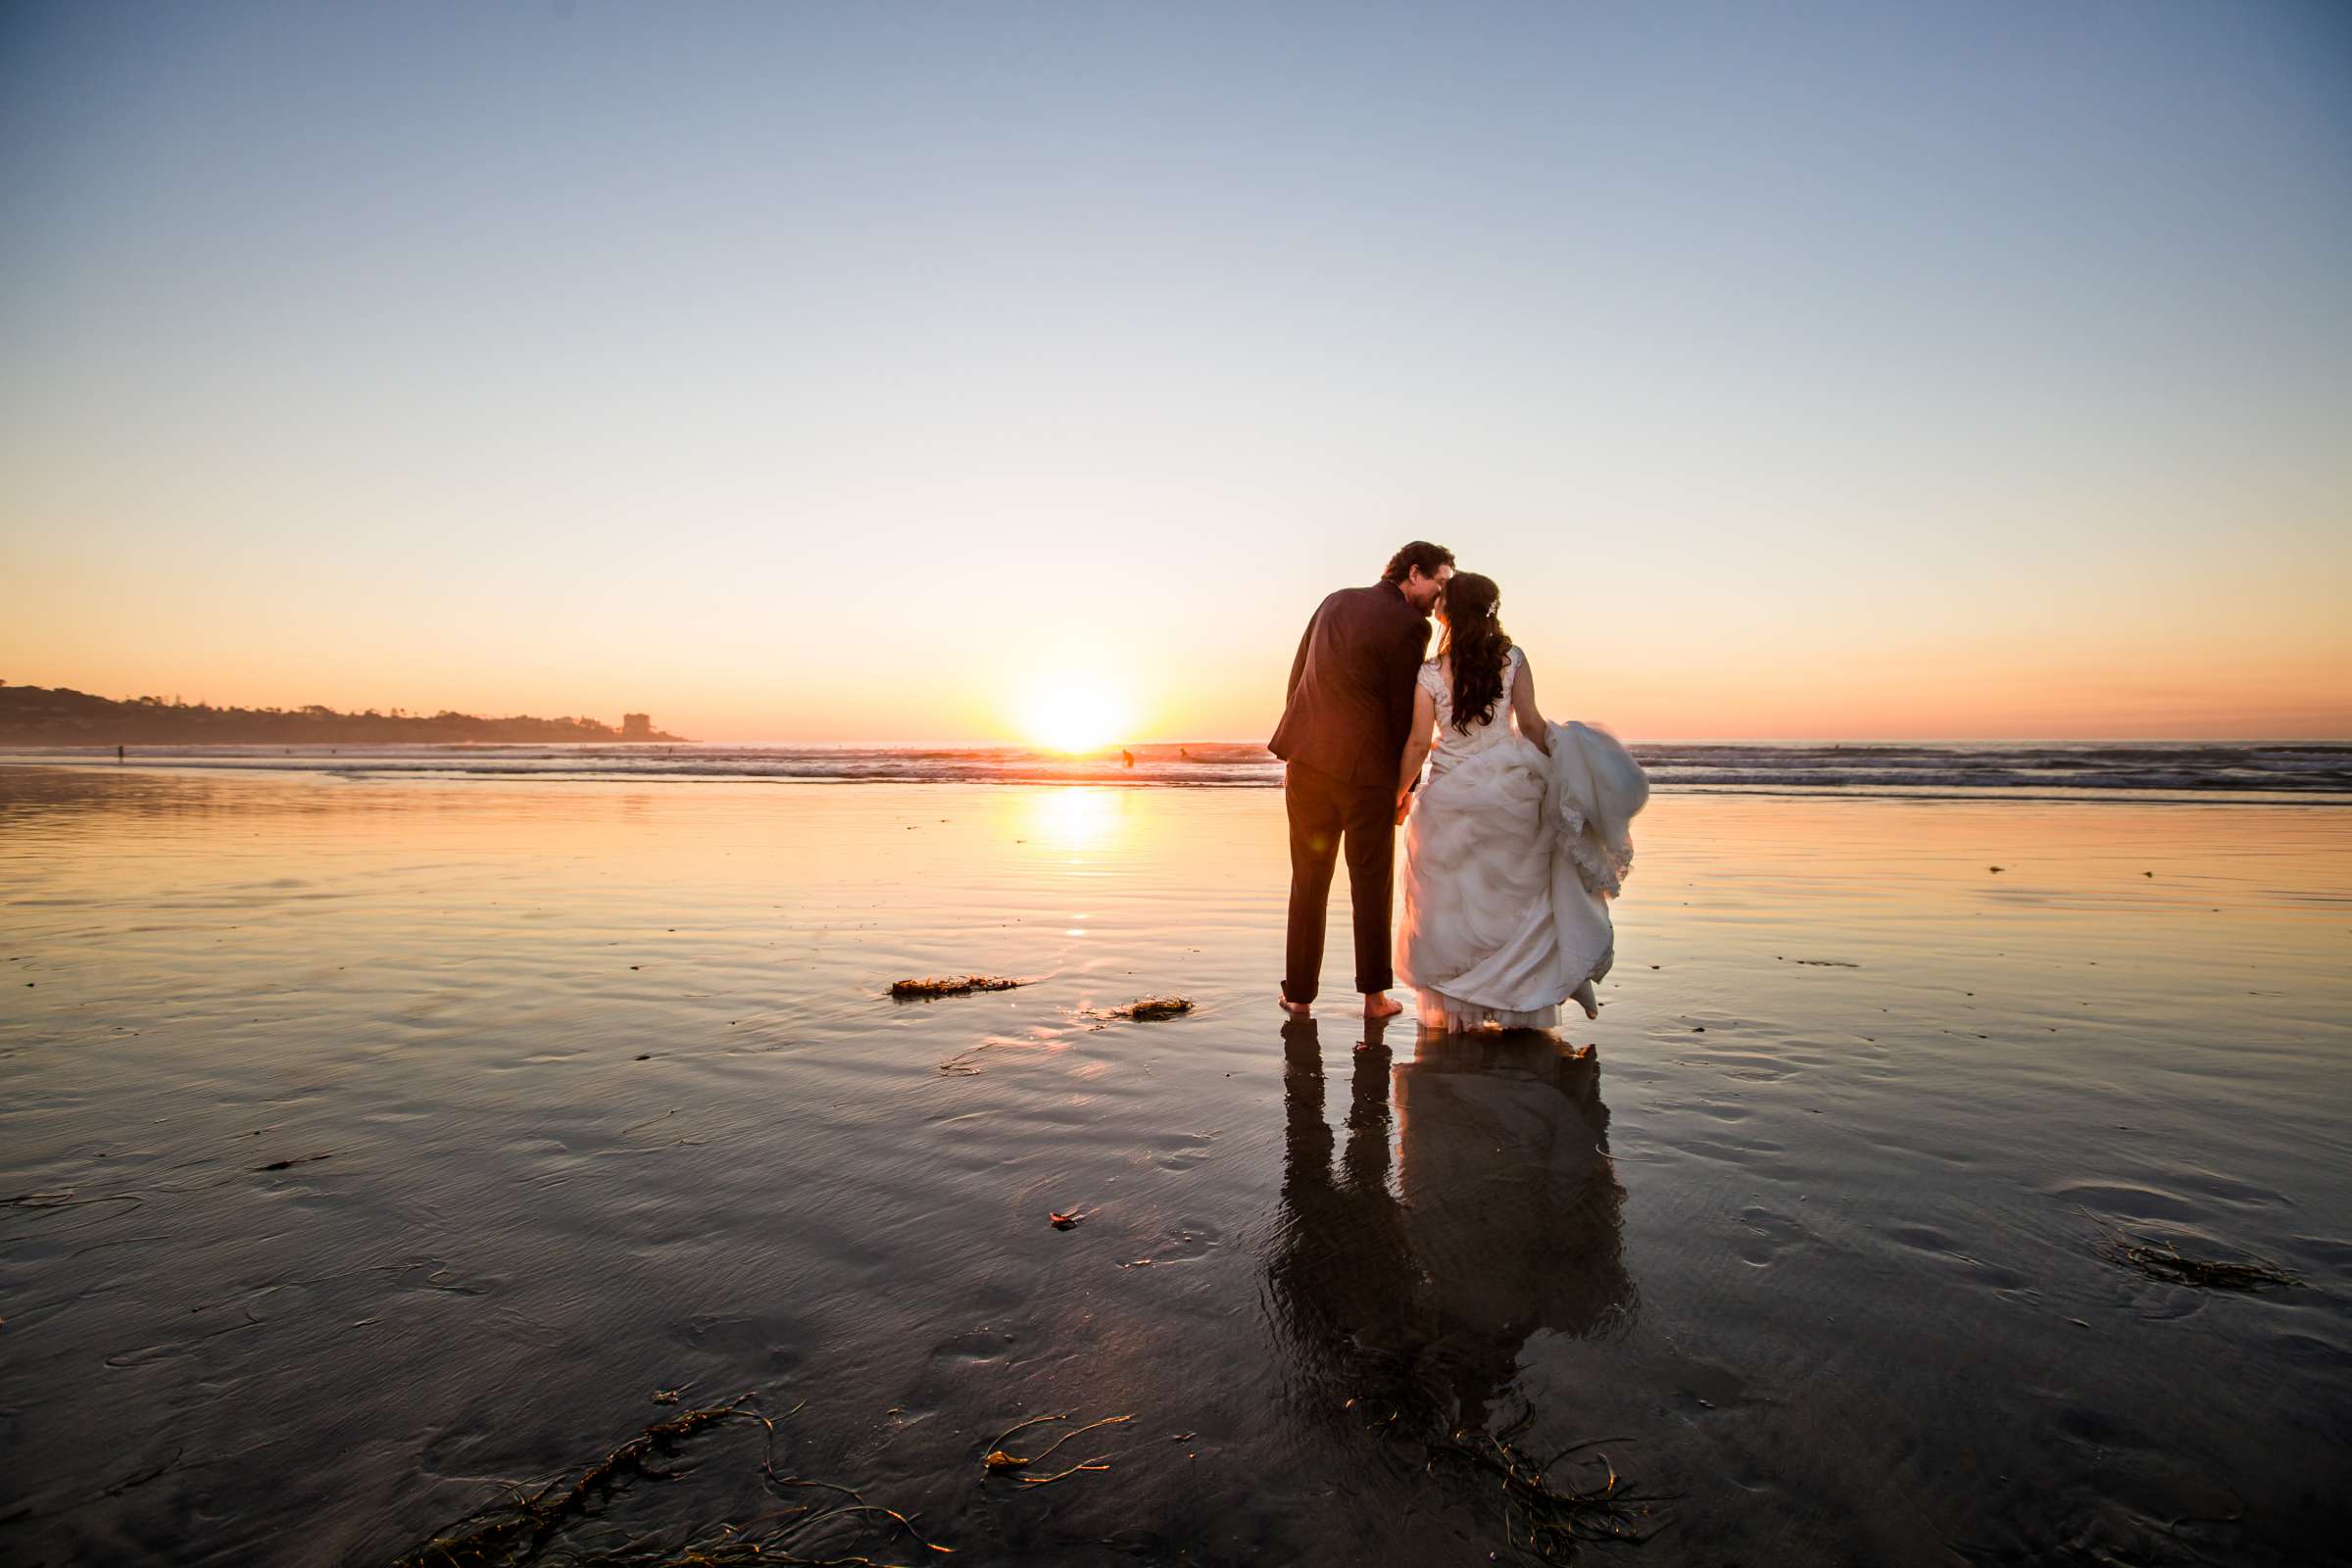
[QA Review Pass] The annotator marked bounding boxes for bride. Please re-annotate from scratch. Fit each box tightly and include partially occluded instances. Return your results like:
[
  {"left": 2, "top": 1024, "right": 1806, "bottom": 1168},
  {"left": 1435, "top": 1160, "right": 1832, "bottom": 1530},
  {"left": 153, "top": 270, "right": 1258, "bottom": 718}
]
[{"left": 1395, "top": 572, "right": 1647, "bottom": 1033}]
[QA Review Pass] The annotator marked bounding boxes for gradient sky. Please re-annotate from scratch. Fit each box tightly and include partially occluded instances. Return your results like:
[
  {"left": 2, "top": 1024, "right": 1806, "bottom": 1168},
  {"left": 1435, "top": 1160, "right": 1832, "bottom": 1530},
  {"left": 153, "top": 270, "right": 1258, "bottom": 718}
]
[{"left": 3, "top": 1, "right": 2348, "bottom": 742}]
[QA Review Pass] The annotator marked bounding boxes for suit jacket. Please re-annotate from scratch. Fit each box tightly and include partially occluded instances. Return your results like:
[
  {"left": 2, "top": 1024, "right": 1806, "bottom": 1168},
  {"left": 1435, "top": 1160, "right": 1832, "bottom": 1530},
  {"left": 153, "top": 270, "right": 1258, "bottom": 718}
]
[{"left": 1268, "top": 580, "right": 1431, "bottom": 789}]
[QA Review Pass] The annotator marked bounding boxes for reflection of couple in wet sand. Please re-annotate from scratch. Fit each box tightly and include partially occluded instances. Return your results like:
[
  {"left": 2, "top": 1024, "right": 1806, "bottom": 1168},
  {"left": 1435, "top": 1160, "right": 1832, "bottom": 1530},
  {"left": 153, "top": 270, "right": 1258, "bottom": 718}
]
[
  {"left": 1265, "top": 1018, "right": 1635, "bottom": 1434},
  {"left": 1260, "top": 543, "right": 1646, "bottom": 1453},
  {"left": 1270, "top": 542, "right": 1647, "bottom": 1029}
]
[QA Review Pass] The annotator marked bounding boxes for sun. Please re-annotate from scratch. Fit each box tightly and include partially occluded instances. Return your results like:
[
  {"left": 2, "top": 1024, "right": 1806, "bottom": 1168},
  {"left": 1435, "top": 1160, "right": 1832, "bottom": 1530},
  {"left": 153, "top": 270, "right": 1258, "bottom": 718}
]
[{"left": 1022, "top": 679, "right": 1129, "bottom": 754}]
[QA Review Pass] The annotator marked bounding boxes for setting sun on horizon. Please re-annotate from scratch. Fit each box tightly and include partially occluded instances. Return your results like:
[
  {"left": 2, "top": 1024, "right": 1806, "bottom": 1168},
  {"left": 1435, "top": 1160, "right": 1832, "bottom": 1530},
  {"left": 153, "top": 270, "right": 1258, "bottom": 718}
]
[{"left": 1018, "top": 677, "right": 1135, "bottom": 755}]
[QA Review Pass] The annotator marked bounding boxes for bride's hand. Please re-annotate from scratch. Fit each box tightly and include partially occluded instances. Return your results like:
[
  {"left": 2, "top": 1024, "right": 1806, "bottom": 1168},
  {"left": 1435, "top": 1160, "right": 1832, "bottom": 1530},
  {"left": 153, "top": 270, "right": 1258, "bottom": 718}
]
[{"left": 1395, "top": 788, "right": 1412, "bottom": 825}]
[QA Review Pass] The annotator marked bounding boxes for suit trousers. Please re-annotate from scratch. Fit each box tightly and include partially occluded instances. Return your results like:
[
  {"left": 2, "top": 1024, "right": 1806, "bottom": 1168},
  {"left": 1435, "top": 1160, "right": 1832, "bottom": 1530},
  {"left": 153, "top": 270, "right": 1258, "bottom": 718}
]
[{"left": 1282, "top": 760, "right": 1396, "bottom": 1004}]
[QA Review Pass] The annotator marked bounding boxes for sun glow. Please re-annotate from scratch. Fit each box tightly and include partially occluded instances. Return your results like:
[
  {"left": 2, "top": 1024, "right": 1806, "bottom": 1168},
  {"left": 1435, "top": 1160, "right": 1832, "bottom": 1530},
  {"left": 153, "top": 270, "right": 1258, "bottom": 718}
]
[
  {"left": 1021, "top": 679, "right": 1131, "bottom": 754},
  {"left": 1018, "top": 785, "right": 1124, "bottom": 852}
]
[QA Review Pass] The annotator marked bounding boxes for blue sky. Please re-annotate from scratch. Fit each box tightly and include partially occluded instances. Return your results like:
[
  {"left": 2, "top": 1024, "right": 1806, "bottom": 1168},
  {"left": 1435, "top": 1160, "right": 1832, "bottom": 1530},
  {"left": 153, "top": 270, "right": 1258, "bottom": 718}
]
[{"left": 3, "top": 1, "right": 2347, "bottom": 739}]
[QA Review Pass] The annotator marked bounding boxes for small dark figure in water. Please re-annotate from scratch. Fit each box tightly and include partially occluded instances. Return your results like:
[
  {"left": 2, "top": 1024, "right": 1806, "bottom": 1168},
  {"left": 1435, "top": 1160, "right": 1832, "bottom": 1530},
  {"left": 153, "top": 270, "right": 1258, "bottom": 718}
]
[
  {"left": 117, "top": 744, "right": 124, "bottom": 763},
  {"left": 1122, "top": 749, "right": 1135, "bottom": 768}
]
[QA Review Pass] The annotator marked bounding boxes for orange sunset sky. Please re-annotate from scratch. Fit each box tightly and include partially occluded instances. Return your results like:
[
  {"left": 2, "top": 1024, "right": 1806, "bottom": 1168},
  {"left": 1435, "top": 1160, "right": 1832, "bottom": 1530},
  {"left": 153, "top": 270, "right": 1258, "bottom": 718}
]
[{"left": 3, "top": 4, "right": 2347, "bottom": 744}]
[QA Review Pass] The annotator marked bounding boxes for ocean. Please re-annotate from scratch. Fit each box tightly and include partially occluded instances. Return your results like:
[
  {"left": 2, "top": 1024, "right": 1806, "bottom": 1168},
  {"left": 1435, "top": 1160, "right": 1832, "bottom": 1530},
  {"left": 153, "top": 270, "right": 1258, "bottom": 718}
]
[{"left": 7, "top": 739, "right": 2349, "bottom": 799}]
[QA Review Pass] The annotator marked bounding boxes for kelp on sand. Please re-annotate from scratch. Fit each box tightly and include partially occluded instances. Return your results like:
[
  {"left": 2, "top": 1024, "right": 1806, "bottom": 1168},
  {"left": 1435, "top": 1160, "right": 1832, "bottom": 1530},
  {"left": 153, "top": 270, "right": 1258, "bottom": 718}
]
[
  {"left": 392, "top": 1396, "right": 952, "bottom": 1568},
  {"left": 2093, "top": 1232, "right": 2299, "bottom": 1292},
  {"left": 889, "top": 975, "right": 1027, "bottom": 1000},
  {"left": 1429, "top": 1425, "right": 1668, "bottom": 1561}
]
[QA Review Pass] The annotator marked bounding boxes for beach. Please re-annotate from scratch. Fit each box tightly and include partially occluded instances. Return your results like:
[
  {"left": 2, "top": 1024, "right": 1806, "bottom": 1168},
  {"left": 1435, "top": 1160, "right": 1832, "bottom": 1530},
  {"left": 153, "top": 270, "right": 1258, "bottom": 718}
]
[{"left": 3, "top": 764, "right": 2348, "bottom": 1565}]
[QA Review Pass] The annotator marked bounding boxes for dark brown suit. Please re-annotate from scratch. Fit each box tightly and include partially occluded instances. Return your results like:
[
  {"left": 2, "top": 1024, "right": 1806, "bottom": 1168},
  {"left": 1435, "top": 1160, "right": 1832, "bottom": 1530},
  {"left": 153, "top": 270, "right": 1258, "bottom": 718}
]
[{"left": 1268, "top": 580, "right": 1430, "bottom": 1003}]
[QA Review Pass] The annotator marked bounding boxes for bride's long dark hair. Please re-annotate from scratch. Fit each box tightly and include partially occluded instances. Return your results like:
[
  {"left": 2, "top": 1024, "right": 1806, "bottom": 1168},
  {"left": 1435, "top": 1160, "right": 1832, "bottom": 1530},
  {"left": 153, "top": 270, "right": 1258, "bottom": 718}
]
[{"left": 1439, "top": 572, "right": 1513, "bottom": 735}]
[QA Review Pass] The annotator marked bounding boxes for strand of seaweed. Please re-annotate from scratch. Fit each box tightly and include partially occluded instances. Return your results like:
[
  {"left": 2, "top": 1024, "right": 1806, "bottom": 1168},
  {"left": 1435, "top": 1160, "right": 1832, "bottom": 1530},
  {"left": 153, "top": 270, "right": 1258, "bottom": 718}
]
[
  {"left": 1073, "top": 997, "right": 1195, "bottom": 1030},
  {"left": 2089, "top": 1228, "right": 2300, "bottom": 1291},
  {"left": 978, "top": 1412, "right": 1136, "bottom": 1486},
  {"left": 1426, "top": 1422, "right": 1670, "bottom": 1561},
  {"left": 391, "top": 1395, "right": 955, "bottom": 1568},
  {"left": 936, "top": 1044, "right": 994, "bottom": 1077},
  {"left": 2, "top": 1190, "right": 147, "bottom": 1233},
  {"left": 1341, "top": 1396, "right": 1669, "bottom": 1564},
  {"left": 937, "top": 1031, "right": 1071, "bottom": 1077},
  {"left": 928, "top": 993, "right": 1191, "bottom": 1069}
]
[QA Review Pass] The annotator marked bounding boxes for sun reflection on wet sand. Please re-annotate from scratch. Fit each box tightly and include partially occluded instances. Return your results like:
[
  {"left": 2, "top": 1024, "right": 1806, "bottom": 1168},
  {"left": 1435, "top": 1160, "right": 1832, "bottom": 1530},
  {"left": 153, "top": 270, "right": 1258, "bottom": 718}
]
[{"left": 1013, "top": 781, "right": 1128, "bottom": 858}]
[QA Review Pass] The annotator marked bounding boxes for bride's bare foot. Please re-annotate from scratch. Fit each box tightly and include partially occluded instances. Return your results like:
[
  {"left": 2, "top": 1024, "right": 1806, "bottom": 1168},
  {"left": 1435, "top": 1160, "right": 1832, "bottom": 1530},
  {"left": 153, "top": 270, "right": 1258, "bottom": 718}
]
[
  {"left": 1362, "top": 993, "right": 1404, "bottom": 1020},
  {"left": 1277, "top": 994, "right": 1311, "bottom": 1018}
]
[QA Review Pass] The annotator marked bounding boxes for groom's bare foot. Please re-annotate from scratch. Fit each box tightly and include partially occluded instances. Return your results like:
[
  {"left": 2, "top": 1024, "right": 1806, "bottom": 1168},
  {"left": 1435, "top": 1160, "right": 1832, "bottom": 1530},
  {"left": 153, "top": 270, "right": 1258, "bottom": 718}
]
[
  {"left": 1277, "top": 994, "right": 1312, "bottom": 1018},
  {"left": 1362, "top": 993, "right": 1403, "bottom": 1020}
]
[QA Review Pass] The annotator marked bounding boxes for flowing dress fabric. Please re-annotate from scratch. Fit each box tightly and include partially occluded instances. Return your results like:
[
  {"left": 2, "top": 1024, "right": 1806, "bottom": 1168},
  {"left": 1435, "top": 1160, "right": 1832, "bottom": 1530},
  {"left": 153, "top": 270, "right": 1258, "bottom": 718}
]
[{"left": 1396, "top": 651, "right": 1642, "bottom": 1033}]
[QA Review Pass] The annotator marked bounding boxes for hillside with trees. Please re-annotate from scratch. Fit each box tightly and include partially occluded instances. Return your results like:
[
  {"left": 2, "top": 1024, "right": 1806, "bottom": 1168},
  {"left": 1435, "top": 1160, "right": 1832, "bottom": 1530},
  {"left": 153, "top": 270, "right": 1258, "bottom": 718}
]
[{"left": 0, "top": 684, "right": 685, "bottom": 745}]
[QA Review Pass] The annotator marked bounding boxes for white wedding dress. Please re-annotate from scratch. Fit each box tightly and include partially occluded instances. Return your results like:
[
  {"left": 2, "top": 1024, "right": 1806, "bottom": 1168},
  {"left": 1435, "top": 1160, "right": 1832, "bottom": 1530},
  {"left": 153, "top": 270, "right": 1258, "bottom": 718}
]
[{"left": 1396, "top": 649, "right": 1647, "bottom": 1033}]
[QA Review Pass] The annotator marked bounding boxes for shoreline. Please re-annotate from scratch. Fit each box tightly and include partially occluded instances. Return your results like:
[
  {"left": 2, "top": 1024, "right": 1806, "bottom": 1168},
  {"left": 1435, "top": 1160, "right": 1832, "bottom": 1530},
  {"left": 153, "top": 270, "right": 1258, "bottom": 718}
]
[{"left": 5, "top": 756, "right": 2349, "bottom": 807}]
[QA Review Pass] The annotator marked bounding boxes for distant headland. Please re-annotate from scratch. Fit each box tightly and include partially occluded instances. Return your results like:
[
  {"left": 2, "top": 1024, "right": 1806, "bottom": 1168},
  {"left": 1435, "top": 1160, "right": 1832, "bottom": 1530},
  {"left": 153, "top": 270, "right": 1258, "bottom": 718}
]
[{"left": 0, "top": 683, "right": 686, "bottom": 745}]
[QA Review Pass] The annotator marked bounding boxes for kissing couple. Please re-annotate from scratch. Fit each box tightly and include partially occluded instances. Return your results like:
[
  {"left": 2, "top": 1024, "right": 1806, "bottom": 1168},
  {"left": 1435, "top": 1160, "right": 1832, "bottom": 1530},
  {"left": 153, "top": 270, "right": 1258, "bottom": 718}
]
[{"left": 1269, "top": 541, "right": 1647, "bottom": 1030}]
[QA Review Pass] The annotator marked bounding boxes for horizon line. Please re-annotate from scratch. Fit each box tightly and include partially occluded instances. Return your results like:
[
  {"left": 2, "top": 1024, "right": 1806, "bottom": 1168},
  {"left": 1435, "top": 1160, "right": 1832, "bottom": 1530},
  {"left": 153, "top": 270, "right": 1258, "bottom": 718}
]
[{"left": 12, "top": 735, "right": 2352, "bottom": 749}]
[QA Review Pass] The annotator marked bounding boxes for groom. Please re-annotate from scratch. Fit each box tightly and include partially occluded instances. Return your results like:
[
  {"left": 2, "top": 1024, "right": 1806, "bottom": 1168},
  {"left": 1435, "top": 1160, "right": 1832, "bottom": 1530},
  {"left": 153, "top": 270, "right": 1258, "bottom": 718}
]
[{"left": 1269, "top": 541, "right": 1454, "bottom": 1019}]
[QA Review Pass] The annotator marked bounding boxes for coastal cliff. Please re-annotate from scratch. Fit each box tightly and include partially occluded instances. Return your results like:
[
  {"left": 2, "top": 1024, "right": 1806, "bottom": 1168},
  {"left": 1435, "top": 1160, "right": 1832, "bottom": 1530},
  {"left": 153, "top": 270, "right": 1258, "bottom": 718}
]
[{"left": 0, "top": 684, "right": 686, "bottom": 745}]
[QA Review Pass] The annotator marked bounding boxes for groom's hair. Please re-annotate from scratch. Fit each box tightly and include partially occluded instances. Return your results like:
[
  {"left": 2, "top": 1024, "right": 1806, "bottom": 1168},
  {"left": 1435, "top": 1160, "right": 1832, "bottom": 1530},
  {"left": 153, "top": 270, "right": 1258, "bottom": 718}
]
[{"left": 1381, "top": 541, "right": 1455, "bottom": 584}]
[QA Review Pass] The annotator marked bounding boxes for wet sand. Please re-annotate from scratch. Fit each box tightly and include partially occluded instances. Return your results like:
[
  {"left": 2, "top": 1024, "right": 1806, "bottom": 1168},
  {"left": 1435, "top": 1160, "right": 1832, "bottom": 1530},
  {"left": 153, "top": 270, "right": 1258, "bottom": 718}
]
[{"left": 3, "top": 766, "right": 2348, "bottom": 1564}]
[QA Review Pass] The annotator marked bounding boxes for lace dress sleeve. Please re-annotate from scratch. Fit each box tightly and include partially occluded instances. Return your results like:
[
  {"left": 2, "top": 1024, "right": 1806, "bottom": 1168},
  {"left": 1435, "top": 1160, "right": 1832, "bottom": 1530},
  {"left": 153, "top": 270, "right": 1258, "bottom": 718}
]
[
  {"left": 1416, "top": 660, "right": 1449, "bottom": 718},
  {"left": 1416, "top": 660, "right": 1452, "bottom": 737}
]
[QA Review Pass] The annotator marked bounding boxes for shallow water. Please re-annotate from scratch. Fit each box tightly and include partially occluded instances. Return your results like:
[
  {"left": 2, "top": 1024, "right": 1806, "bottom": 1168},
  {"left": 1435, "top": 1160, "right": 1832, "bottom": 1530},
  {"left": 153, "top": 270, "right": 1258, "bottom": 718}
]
[
  {"left": 2, "top": 766, "right": 2348, "bottom": 1564},
  {"left": 6, "top": 738, "right": 2348, "bottom": 798}
]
